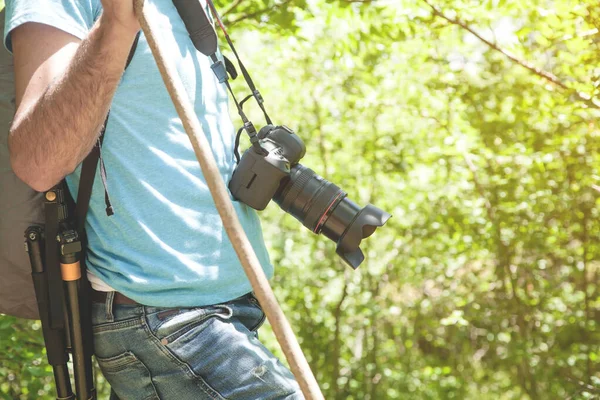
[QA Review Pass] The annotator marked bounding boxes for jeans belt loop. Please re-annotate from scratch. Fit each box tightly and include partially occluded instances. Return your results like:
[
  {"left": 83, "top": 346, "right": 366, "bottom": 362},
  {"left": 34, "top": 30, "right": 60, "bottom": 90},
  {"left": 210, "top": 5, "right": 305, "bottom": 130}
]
[{"left": 105, "top": 291, "right": 116, "bottom": 322}]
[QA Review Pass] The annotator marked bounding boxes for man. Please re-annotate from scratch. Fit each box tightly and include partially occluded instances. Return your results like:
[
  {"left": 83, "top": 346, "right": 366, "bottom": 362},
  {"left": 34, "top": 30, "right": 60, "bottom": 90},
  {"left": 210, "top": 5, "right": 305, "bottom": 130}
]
[{"left": 4, "top": 0, "right": 303, "bottom": 398}]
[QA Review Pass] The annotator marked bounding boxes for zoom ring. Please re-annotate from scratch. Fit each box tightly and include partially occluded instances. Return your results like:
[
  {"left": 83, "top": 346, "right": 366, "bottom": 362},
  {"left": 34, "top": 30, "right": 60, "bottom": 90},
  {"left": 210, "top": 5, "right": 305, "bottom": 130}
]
[{"left": 279, "top": 166, "right": 314, "bottom": 212}]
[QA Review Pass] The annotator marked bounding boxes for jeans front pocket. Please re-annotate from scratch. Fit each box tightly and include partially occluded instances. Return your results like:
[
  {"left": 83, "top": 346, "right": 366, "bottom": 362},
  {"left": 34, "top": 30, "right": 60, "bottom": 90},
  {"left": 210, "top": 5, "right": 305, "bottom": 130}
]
[
  {"left": 146, "top": 305, "right": 233, "bottom": 344},
  {"left": 155, "top": 311, "right": 301, "bottom": 400},
  {"left": 96, "top": 351, "right": 160, "bottom": 400},
  {"left": 144, "top": 306, "right": 234, "bottom": 399}
]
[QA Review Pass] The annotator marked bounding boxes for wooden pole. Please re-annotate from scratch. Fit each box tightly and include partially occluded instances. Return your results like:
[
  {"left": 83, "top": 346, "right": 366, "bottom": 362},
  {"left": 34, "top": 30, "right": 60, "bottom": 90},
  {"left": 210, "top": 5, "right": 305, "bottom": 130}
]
[{"left": 133, "top": 1, "right": 324, "bottom": 399}]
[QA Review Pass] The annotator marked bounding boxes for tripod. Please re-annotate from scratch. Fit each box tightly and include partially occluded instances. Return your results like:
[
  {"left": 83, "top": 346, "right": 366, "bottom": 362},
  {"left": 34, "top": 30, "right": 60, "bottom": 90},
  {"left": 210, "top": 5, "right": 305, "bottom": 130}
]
[{"left": 25, "top": 184, "right": 95, "bottom": 400}]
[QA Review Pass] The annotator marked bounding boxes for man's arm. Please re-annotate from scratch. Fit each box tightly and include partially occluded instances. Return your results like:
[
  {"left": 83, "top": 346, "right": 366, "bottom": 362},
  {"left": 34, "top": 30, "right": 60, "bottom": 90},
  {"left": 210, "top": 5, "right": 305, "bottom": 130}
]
[{"left": 8, "top": 2, "right": 140, "bottom": 192}]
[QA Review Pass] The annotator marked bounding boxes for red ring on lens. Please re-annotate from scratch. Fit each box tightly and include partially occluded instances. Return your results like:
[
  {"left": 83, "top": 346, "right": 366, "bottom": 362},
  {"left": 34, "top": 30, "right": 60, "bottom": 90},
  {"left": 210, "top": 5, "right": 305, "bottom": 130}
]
[{"left": 314, "top": 192, "right": 344, "bottom": 234}]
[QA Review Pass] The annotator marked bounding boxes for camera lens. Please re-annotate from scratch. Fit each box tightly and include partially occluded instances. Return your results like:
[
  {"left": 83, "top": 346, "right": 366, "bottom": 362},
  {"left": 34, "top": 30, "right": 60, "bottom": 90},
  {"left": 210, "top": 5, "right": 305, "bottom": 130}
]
[{"left": 273, "top": 164, "right": 391, "bottom": 268}]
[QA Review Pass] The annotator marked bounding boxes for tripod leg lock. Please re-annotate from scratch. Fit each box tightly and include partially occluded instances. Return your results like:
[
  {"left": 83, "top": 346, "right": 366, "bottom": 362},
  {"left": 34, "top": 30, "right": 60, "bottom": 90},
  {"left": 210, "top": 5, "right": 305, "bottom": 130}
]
[{"left": 61, "top": 262, "right": 82, "bottom": 281}]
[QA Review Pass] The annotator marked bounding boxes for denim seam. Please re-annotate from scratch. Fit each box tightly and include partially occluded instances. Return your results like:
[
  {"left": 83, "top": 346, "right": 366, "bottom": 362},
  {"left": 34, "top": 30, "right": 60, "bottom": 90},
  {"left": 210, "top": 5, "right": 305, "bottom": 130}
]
[
  {"left": 95, "top": 352, "right": 140, "bottom": 372},
  {"left": 105, "top": 291, "right": 115, "bottom": 322},
  {"left": 97, "top": 350, "right": 160, "bottom": 399},
  {"left": 145, "top": 308, "right": 195, "bottom": 333},
  {"left": 162, "top": 314, "right": 212, "bottom": 343},
  {"left": 93, "top": 317, "right": 143, "bottom": 333},
  {"left": 157, "top": 306, "right": 233, "bottom": 344},
  {"left": 142, "top": 359, "right": 161, "bottom": 400},
  {"left": 141, "top": 307, "right": 227, "bottom": 400}
]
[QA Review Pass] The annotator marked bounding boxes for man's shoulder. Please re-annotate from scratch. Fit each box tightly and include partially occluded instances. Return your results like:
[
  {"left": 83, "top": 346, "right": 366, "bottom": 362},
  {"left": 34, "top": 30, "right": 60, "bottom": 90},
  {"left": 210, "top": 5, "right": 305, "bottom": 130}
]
[{"left": 4, "top": 0, "right": 101, "bottom": 52}]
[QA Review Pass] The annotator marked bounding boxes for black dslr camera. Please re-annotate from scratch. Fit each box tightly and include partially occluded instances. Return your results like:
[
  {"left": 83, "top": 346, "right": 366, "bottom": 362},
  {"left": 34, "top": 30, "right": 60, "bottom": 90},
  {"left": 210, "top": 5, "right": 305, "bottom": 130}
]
[{"left": 229, "top": 125, "right": 391, "bottom": 269}]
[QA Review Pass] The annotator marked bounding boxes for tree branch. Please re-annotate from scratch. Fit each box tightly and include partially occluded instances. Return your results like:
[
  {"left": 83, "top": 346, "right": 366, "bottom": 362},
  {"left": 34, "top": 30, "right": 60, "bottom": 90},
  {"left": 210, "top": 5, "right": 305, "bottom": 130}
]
[
  {"left": 222, "top": 0, "right": 245, "bottom": 17},
  {"left": 421, "top": 0, "right": 600, "bottom": 109},
  {"left": 565, "top": 375, "right": 600, "bottom": 395},
  {"left": 227, "top": 0, "right": 295, "bottom": 26}
]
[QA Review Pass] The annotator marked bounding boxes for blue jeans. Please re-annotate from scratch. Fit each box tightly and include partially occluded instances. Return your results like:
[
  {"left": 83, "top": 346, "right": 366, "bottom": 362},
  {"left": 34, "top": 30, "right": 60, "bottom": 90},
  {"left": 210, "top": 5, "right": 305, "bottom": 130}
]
[{"left": 91, "top": 292, "right": 303, "bottom": 399}]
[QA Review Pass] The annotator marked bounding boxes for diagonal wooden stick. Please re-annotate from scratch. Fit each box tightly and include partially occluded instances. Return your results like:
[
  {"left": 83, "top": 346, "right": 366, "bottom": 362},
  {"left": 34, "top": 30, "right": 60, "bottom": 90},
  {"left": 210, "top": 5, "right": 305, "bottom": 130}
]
[{"left": 133, "top": 1, "right": 324, "bottom": 398}]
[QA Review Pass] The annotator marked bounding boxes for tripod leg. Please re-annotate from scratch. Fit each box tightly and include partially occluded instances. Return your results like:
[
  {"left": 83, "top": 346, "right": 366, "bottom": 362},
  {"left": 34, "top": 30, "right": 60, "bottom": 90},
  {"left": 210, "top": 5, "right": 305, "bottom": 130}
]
[
  {"left": 62, "top": 261, "right": 93, "bottom": 399},
  {"left": 53, "top": 364, "right": 72, "bottom": 399},
  {"left": 26, "top": 226, "right": 75, "bottom": 400},
  {"left": 78, "top": 260, "right": 96, "bottom": 399}
]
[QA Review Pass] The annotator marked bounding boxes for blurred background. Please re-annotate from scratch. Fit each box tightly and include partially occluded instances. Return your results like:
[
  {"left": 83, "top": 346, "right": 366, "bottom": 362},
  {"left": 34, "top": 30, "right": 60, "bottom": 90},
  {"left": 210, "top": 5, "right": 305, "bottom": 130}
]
[{"left": 1, "top": 0, "right": 599, "bottom": 398}]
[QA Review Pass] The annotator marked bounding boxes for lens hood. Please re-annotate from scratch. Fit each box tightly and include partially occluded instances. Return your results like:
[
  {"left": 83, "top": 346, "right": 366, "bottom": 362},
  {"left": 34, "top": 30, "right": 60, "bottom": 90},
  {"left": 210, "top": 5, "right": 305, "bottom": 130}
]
[{"left": 335, "top": 204, "right": 391, "bottom": 269}]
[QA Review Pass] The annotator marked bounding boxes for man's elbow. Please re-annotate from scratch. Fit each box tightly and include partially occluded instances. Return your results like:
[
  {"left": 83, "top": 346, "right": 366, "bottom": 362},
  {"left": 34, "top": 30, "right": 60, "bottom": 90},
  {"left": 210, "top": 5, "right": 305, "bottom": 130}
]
[
  {"left": 8, "top": 136, "right": 61, "bottom": 193},
  {"left": 10, "top": 156, "right": 56, "bottom": 193},
  {"left": 22, "top": 176, "right": 57, "bottom": 193}
]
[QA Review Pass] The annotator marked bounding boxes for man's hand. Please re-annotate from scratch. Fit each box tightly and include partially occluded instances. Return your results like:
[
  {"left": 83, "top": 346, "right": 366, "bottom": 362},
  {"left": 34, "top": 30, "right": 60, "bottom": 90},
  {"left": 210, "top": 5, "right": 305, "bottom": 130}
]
[{"left": 101, "top": 0, "right": 141, "bottom": 36}]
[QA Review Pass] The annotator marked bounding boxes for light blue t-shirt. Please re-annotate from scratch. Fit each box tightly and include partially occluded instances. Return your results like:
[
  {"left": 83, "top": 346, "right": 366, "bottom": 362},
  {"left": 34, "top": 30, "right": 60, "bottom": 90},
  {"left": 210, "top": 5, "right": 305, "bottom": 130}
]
[{"left": 4, "top": 0, "right": 273, "bottom": 307}]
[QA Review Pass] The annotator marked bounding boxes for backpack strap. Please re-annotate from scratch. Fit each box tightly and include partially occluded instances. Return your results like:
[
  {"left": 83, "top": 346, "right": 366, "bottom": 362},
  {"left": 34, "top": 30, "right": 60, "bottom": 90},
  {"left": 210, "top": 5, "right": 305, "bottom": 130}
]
[
  {"left": 71, "top": 32, "right": 141, "bottom": 382},
  {"left": 75, "top": 31, "right": 141, "bottom": 235}
]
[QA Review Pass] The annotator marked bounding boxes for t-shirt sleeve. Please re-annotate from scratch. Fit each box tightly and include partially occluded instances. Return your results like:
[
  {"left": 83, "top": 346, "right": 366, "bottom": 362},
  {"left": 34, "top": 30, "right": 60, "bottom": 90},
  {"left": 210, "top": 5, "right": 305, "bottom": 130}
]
[{"left": 4, "top": 0, "right": 99, "bottom": 53}]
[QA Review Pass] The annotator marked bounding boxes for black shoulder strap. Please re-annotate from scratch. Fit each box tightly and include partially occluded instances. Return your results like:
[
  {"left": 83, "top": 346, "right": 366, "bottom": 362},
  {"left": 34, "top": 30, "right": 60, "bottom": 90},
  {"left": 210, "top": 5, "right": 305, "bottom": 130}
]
[{"left": 75, "top": 31, "right": 141, "bottom": 236}]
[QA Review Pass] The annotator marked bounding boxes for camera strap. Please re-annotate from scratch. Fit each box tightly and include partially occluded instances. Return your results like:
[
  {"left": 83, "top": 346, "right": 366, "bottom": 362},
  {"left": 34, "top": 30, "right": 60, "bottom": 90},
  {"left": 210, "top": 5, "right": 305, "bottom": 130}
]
[
  {"left": 172, "top": 0, "right": 273, "bottom": 161},
  {"left": 205, "top": 0, "right": 272, "bottom": 126}
]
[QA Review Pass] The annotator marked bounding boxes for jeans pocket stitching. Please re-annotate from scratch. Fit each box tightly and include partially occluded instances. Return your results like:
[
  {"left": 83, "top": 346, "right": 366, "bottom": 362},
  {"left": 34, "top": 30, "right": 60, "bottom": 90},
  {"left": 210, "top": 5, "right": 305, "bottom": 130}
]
[
  {"left": 160, "top": 306, "right": 233, "bottom": 344},
  {"left": 95, "top": 351, "right": 160, "bottom": 399},
  {"left": 96, "top": 351, "right": 139, "bottom": 373},
  {"left": 145, "top": 308, "right": 186, "bottom": 333},
  {"left": 93, "top": 316, "right": 142, "bottom": 334}
]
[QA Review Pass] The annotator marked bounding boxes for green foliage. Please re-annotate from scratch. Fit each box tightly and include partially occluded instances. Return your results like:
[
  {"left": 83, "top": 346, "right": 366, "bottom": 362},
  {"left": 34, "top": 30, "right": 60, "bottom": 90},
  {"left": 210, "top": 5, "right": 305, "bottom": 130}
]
[
  {"left": 226, "top": 0, "right": 600, "bottom": 398},
  {"left": 1, "top": 0, "right": 599, "bottom": 399},
  {"left": 0, "top": 317, "right": 53, "bottom": 399}
]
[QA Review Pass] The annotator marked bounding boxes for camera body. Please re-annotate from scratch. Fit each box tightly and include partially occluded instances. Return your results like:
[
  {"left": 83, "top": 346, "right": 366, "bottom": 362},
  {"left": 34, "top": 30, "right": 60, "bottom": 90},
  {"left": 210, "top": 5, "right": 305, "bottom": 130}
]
[
  {"left": 229, "top": 125, "right": 305, "bottom": 210},
  {"left": 229, "top": 124, "right": 390, "bottom": 269}
]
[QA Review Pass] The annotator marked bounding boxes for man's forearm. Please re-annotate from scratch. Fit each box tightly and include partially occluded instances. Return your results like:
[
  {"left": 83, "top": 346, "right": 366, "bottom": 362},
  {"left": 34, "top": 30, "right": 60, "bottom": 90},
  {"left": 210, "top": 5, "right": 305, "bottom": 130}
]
[{"left": 8, "top": 15, "right": 139, "bottom": 192}]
